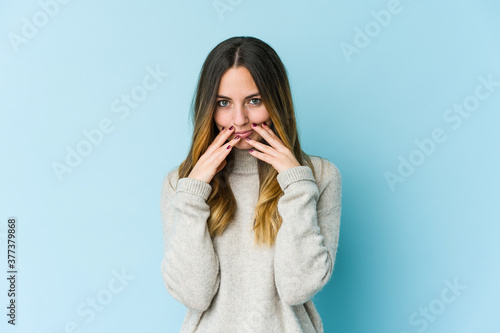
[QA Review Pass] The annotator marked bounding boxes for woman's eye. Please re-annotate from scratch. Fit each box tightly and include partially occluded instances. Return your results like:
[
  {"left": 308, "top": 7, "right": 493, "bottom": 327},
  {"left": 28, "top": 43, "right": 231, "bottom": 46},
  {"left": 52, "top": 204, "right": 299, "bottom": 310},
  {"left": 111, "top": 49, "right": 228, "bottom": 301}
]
[
  {"left": 217, "top": 100, "right": 229, "bottom": 107},
  {"left": 249, "top": 98, "right": 261, "bottom": 105}
]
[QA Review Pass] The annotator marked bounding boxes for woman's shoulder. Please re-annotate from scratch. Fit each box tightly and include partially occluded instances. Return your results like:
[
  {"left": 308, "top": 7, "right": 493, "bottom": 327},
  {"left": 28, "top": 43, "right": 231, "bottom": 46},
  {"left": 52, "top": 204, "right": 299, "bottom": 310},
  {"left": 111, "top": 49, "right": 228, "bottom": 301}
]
[
  {"left": 306, "top": 154, "right": 341, "bottom": 188},
  {"left": 162, "top": 165, "right": 181, "bottom": 194}
]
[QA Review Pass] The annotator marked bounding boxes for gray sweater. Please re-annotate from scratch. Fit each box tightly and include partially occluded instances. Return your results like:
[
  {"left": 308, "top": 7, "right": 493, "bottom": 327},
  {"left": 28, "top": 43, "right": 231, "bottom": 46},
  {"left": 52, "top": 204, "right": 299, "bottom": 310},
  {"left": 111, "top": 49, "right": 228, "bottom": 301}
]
[{"left": 161, "top": 147, "right": 342, "bottom": 332}]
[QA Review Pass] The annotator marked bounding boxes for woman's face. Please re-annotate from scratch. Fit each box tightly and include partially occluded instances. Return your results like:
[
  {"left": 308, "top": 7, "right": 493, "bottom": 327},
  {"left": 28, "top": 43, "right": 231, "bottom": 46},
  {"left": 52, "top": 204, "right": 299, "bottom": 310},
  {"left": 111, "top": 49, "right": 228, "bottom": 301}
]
[{"left": 213, "top": 66, "right": 272, "bottom": 149}]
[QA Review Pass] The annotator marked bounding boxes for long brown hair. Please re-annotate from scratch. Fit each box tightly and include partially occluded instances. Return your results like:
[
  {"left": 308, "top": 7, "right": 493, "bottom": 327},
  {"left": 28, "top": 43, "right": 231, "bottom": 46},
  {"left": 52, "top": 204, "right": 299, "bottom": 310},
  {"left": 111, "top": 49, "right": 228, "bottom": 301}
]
[{"left": 172, "top": 36, "right": 315, "bottom": 247}]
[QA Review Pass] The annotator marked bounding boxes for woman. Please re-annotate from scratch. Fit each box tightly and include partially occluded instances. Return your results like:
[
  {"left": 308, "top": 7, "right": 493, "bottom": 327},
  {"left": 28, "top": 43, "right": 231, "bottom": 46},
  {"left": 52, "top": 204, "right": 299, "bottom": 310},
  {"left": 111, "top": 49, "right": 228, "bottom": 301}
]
[{"left": 161, "top": 36, "right": 342, "bottom": 332}]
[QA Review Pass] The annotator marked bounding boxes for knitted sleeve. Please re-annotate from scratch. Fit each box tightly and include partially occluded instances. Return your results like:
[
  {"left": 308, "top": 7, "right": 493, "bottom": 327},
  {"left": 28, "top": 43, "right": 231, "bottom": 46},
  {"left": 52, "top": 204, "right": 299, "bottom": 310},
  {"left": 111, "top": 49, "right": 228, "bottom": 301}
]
[
  {"left": 160, "top": 168, "right": 221, "bottom": 312},
  {"left": 274, "top": 158, "right": 342, "bottom": 306}
]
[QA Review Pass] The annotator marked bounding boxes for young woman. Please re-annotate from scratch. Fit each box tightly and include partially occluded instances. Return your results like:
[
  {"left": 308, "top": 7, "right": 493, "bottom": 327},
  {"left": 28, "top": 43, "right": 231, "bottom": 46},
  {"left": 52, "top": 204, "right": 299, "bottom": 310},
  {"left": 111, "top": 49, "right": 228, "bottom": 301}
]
[{"left": 161, "top": 36, "right": 342, "bottom": 332}]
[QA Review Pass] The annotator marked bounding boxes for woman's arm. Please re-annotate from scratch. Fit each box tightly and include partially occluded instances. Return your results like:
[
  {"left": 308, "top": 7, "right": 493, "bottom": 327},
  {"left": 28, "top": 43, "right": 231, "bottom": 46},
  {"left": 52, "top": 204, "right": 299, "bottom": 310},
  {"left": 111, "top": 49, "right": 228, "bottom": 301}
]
[
  {"left": 274, "top": 159, "right": 342, "bottom": 306},
  {"left": 160, "top": 169, "right": 221, "bottom": 312}
]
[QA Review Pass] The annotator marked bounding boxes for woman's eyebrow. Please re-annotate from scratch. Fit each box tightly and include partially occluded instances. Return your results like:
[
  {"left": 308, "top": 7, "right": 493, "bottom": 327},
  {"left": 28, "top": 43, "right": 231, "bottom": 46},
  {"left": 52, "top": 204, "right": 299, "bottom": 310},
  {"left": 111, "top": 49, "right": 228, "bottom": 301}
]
[{"left": 216, "top": 93, "right": 260, "bottom": 100}]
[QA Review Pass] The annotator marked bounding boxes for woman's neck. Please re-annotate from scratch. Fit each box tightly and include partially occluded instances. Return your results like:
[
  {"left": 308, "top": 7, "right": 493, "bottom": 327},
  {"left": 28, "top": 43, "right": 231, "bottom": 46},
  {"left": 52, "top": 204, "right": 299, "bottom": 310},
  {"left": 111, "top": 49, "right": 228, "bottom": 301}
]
[{"left": 231, "top": 147, "right": 258, "bottom": 174}]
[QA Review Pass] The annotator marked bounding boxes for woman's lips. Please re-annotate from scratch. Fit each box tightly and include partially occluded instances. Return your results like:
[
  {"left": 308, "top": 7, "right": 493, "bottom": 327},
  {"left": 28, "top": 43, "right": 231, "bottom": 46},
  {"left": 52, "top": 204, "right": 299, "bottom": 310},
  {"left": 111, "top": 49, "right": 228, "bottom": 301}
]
[{"left": 235, "top": 130, "right": 253, "bottom": 138}]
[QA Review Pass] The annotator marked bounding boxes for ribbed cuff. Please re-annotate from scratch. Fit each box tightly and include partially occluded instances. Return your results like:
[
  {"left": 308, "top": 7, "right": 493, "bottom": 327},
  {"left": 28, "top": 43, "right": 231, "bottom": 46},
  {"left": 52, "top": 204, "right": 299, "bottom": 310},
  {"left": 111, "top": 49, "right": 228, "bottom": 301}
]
[
  {"left": 176, "top": 177, "right": 212, "bottom": 201},
  {"left": 277, "top": 166, "right": 315, "bottom": 190}
]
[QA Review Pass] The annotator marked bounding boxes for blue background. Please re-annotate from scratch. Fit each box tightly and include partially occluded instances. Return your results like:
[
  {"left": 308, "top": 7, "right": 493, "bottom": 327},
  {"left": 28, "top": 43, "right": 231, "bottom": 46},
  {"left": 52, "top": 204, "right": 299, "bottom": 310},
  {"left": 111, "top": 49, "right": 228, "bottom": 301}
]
[{"left": 1, "top": 0, "right": 499, "bottom": 332}]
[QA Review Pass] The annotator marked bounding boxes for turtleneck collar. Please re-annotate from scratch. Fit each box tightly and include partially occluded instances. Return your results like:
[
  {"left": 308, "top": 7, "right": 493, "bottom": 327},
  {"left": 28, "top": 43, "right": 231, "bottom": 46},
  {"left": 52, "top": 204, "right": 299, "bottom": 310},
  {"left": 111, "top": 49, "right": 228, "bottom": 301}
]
[{"left": 231, "top": 147, "right": 258, "bottom": 174}]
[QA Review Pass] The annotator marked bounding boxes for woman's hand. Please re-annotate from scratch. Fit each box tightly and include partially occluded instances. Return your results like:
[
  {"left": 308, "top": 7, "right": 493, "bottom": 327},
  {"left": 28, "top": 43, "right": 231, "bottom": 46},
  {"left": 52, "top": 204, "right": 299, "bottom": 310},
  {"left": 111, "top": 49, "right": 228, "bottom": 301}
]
[
  {"left": 188, "top": 126, "right": 241, "bottom": 184},
  {"left": 245, "top": 123, "right": 301, "bottom": 173}
]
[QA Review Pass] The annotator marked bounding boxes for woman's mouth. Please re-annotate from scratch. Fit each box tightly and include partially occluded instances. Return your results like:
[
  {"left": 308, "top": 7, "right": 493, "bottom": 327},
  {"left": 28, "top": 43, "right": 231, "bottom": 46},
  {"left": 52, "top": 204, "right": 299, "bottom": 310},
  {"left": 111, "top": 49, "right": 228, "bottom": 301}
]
[{"left": 235, "top": 130, "right": 253, "bottom": 138}]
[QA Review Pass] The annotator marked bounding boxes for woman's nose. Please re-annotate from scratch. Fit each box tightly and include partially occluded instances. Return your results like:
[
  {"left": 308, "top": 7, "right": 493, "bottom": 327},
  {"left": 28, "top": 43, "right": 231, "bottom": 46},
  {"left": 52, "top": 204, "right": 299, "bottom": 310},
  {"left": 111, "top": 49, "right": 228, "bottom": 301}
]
[{"left": 232, "top": 104, "right": 248, "bottom": 123}]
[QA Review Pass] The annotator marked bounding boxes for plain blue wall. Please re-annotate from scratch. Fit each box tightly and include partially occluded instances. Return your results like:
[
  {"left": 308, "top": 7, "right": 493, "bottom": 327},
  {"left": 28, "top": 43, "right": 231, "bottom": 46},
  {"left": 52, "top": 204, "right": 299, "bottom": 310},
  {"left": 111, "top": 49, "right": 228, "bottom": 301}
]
[{"left": 1, "top": 0, "right": 499, "bottom": 332}]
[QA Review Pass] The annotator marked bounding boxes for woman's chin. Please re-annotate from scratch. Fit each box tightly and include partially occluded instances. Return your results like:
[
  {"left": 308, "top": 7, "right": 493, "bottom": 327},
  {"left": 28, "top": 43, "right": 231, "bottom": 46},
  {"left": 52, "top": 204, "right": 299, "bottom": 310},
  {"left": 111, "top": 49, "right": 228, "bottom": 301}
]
[{"left": 234, "top": 141, "right": 251, "bottom": 149}]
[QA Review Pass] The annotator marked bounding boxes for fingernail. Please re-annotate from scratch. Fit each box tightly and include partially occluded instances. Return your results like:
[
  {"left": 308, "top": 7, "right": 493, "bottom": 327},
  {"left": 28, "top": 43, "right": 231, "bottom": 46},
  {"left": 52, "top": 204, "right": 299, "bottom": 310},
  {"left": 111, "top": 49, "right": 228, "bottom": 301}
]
[
  {"left": 227, "top": 145, "right": 231, "bottom": 149},
  {"left": 262, "top": 122, "right": 266, "bottom": 126},
  {"left": 245, "top": 137, "right": 250, "bottom": 141},
  {"left": 222, "top": 127, "right": 225, "bottom": 130},
  {"left": 249, "top": 149, "right": 253, "bottom": 153},
  {"left": 235, "top": 135, "right": 240, "bottom": 139},
  {"left": 252, "top": 123, "right": 257, "bottom": 127},
  {"left": 229, "top": 126, "right": 234, "bottom": 130}
]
